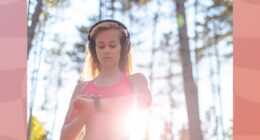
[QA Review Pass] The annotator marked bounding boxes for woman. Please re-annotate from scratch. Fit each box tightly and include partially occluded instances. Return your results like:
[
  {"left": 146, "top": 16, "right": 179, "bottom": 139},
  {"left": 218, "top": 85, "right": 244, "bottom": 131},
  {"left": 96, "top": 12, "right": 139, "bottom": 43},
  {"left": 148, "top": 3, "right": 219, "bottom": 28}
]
[{"left": 60, "top": 19, "right": 152, "bottom": 140}]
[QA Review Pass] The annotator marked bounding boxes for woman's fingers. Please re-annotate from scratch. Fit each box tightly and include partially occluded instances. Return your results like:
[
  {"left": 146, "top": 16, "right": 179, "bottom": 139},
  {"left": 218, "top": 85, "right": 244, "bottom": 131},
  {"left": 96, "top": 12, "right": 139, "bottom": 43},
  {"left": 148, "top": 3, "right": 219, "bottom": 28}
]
[
  {"left": 74, "top": 96, "right": 96, "bottom": 117},
  {"left": 73, "top": 97, "right": 88, "bottom": 111}
]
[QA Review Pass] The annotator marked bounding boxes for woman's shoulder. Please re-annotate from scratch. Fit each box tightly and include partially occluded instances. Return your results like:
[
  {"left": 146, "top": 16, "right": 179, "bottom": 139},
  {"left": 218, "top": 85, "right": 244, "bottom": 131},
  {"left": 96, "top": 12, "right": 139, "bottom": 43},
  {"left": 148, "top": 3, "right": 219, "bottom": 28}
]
[
  {"left": 78, "top": 80, "right": 89, "bottom": 86},
  {"left": 77, "top": 80, "right": 89, "bottom": 88},
  {"left": 73, "top": 80, "right": 90, "bottom": 96},
  {"left": 128, "top": 73, "right": 148, "bottom": 86}
]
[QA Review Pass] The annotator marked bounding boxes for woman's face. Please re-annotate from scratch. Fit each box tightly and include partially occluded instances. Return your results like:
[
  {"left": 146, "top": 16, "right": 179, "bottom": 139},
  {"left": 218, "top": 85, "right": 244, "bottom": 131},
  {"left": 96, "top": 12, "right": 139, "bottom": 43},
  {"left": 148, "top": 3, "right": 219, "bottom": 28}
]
[{"left": 95, "top": 29, "right": 121, "bottom": 68}]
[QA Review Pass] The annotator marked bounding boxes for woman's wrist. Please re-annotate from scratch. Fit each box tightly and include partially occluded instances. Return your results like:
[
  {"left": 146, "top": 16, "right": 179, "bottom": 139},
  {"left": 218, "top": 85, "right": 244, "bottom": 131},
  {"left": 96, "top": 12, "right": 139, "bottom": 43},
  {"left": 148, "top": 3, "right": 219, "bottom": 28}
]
[{"left": 92, "top": 95, "right": 102, "bottom": 112}]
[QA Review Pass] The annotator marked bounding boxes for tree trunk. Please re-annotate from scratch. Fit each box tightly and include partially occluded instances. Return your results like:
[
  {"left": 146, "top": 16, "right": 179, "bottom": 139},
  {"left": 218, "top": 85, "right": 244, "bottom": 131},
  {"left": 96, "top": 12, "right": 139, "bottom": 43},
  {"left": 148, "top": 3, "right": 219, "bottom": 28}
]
[
  {"left": 175, "top": 0, "right": 203, "bottom": 140},
  {"left": 99, "top": 0, "right": 102, "bottom": 20},
  {"left": 111, "top": 0, "right": 115, "bottom": 18},
  {"left": 27, "top": 0, "right": 43, "bottom": 59}
]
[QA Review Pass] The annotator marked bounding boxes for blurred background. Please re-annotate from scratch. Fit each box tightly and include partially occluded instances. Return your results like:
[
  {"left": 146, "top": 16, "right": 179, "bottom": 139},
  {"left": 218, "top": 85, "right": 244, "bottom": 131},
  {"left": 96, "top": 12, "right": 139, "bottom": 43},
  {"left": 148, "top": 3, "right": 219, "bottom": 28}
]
[{"left": 27, "top": 0, "right": 233, "bottom": 140}]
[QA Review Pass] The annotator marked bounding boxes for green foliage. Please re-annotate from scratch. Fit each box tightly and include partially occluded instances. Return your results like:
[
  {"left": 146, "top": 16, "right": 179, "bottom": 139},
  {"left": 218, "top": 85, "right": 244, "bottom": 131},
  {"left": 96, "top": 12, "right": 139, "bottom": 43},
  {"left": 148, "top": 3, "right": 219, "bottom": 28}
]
[
  {"left": 121, "top": 0, "right": 150, "bottom": 11},
  {"left": 29, "top": 116, "right": 47, "bottom": 140},
  {"left": 195, "top": 0, "right": 233, "bottom": 62},
  {"left": 45, "top": 0, "right": 67, "bottom": 8},
  {"left": 177, "top": 13, "right": 185, "bottom": 29}
]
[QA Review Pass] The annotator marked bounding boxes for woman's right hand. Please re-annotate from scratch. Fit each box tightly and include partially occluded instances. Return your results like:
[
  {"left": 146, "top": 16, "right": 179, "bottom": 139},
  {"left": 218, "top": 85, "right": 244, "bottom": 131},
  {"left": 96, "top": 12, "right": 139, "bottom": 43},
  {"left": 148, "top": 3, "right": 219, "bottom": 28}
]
[{"left": 73, "top": 95, "right": 95, "bottom": 121}]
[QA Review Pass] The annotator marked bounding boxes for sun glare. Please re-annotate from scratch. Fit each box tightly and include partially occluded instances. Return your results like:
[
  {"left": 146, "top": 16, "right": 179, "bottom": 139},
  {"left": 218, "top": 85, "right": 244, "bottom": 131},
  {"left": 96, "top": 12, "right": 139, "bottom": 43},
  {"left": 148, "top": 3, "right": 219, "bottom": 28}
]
[{"left": 124, "top": 108, "right": 149, "bottom": 140}]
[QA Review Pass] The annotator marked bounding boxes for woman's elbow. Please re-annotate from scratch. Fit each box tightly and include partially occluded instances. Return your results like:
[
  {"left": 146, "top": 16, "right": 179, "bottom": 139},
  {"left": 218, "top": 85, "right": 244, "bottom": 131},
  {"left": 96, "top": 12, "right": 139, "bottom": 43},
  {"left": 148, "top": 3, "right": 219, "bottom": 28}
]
[
  {"left": 60, "top": 126, "right": 72, "bottom": 140},
  {"left": 138, "top": 93, "right": 152, "bottom": 109},
  {"left": 60, "top": 130, "right": 65, "bottom": 140},
  {"left": 145, "top": 94, "right": 152, "bottom": 108},
  {"left": 60, "top": 127, "right": 67, "bottom": 140}
]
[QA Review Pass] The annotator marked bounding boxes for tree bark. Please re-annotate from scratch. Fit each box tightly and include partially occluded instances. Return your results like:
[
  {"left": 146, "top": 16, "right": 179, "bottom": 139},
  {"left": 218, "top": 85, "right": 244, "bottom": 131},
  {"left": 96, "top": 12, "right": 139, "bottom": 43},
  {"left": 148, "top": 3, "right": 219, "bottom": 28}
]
[
  {"left": 27, "top": 0, "right": 43, "bottom": 59},
  {"left": 175, "top": 0, "right": 204, "bottom": 140}
]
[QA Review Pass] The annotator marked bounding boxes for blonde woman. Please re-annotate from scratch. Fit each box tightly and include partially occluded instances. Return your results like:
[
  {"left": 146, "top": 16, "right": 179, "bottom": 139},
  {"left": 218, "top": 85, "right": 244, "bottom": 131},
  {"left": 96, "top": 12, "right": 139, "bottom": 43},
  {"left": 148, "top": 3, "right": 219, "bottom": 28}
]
[{"left": 60, "top": 19, "right": 152, "bottom": 140}]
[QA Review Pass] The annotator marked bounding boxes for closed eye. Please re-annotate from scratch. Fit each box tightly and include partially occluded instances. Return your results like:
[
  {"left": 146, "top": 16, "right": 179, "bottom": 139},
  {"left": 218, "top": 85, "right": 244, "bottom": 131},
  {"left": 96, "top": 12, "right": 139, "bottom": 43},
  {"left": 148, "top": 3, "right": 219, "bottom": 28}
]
[
  {"left": 98, "top": 46, "right": 105, "bottom": 49},
  {"left": 110, "top": 45, "right": 116, "bottom": 48}
]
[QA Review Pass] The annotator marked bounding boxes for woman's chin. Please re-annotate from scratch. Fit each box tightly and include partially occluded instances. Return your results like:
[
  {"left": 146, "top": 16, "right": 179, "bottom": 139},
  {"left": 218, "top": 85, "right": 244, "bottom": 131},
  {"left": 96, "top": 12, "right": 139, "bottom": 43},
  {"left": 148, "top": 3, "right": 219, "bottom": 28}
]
[{"left": 100, "top": 63, "right": 117, "bottom": 68}]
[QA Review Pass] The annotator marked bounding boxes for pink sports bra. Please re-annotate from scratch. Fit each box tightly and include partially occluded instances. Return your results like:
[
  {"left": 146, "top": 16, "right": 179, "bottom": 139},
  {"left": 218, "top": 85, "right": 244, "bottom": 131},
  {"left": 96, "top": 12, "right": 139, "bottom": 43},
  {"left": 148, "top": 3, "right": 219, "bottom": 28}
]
[
  {"left": 80, "top": 73, "right": 133, "bottom": 139},
  {"left": 82, "top": 73, "right": 133, "bottom": 98}
]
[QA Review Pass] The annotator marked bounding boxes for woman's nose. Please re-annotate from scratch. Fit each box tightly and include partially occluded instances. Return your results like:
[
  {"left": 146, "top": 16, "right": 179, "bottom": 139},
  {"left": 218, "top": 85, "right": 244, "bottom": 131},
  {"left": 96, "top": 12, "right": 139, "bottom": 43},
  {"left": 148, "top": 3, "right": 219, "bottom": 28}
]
[{"left": 104, "top": 46, "right": 111, "bottom": 52}]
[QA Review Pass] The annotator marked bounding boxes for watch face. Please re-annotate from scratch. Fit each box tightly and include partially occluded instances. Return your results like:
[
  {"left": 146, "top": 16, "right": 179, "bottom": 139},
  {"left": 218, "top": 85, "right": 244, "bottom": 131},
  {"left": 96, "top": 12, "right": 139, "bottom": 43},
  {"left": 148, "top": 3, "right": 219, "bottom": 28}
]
[{"left": 94, "top": 97, "right": 101, "bottom": 112}]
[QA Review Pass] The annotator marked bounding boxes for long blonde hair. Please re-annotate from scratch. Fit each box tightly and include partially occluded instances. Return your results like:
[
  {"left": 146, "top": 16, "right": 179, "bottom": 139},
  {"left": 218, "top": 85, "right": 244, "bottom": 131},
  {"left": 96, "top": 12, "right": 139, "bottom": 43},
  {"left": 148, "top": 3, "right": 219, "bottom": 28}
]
[{"left": 79, "top": 21, "right": 132, "bottom": 82}]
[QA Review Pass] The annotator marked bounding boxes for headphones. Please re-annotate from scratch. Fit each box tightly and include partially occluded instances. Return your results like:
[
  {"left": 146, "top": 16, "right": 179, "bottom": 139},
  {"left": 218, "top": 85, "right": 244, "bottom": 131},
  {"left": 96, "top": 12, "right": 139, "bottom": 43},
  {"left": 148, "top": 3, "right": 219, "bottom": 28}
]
[{"left": 87, "top": 19, "right": 131, "bottom": 59}]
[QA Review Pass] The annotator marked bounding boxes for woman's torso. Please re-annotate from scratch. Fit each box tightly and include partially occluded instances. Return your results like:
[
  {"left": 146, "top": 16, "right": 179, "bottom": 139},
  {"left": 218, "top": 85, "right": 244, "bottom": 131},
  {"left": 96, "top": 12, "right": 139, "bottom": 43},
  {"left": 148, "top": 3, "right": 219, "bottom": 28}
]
[{"left": 81, "top": 73, "right": 133, "bottom": 140}]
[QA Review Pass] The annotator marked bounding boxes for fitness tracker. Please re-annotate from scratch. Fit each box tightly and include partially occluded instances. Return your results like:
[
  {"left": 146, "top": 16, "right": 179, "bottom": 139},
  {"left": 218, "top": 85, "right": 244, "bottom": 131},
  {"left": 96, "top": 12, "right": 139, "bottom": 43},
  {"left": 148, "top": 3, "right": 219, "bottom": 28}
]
[
  {"left": 92, "top": 95, "right": 102, "bottom": 112},
  {"left": 81, "top": 95, "right": 103, "bottom": 112}
]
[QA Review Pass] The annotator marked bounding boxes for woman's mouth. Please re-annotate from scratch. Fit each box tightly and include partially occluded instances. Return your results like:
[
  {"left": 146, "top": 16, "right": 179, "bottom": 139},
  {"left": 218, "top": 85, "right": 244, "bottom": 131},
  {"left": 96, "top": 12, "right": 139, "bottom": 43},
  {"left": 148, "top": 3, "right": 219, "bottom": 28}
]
[{"left": 103, "top": 57, "right": 112, "bottom": 60}]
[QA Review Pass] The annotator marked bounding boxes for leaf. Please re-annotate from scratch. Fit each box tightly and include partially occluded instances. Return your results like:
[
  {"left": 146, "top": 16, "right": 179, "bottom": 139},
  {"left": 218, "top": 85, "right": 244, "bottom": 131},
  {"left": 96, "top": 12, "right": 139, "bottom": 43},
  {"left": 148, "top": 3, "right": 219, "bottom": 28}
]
[
  {"left": 177, "top": 13, "right": 185, "bottom": 29},
  {"left": 29, "top": 116, "right": 47, "bottom": 140}
]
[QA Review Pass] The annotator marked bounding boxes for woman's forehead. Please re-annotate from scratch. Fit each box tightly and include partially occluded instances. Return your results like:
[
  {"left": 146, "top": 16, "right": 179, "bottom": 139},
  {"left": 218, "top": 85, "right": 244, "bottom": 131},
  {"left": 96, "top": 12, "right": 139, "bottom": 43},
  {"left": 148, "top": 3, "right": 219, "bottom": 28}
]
[{"left": 95, "top": 29, "right": 121, "bottom": 42}]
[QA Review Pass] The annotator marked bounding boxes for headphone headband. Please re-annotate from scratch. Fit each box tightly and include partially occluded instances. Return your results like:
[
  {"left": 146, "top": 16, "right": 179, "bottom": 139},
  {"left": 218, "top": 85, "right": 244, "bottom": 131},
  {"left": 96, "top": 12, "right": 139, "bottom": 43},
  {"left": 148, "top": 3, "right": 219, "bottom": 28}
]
[{"left": 87, "top": 19, "right": 129, "bottom": 41}]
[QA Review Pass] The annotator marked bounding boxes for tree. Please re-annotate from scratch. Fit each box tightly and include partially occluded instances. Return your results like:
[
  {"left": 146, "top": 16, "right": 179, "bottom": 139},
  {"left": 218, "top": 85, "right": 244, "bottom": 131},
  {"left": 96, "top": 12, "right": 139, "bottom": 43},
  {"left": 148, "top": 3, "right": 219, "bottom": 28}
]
[
  {"left": 175, "top": 0, "right": 204, "bottom": 139},
  {"left": 194, "top": 0, "right": 233, "bottom": 139},
  {"left": 28, "top": 0, "right": 43, "bottom": 59},
  {"left": 27, "top": 0, "right": 69, "bottom": 58}
]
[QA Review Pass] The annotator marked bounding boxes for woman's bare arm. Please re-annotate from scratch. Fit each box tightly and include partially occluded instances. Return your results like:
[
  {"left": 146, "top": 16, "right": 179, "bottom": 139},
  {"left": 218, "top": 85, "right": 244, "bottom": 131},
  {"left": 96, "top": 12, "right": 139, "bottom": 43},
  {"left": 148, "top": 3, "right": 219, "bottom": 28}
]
[
  {"left": 128, "top": 73, "right": 152, "bottom": 108},
  {"left": 60, "top": 82, "right": 94, "bottom": 140}
]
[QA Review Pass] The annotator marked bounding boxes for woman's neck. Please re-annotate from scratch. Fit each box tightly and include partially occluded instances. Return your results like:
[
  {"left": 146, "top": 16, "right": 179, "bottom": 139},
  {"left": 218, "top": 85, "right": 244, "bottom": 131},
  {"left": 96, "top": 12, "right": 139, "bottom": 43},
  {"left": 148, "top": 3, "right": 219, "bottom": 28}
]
[
  {"left": 98, "top": 66, "right": 122, "bottom": 79},
  {"left": 94, "top": 66, "right": 122, "bottom": 86}
]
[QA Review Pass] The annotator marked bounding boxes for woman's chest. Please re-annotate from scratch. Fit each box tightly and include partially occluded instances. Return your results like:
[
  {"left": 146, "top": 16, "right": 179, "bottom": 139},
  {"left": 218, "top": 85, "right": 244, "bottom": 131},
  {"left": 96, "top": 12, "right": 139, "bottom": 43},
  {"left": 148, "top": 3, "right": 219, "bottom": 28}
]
[{"left": 83, "top": 84, "right": 133, "bottom": 98}]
